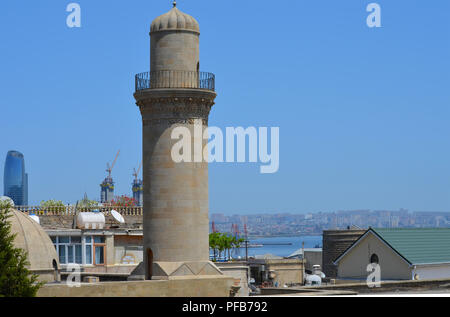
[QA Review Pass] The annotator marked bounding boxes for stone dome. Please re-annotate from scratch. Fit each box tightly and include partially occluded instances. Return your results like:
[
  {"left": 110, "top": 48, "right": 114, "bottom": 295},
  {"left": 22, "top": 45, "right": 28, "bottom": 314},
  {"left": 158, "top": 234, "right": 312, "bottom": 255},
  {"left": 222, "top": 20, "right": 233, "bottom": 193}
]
[
  {"left": 9, "top": 209, "right": 60, "bottom": 282},
  {"left": 150, "top": 5, "right": 200, "bottom": 34}
]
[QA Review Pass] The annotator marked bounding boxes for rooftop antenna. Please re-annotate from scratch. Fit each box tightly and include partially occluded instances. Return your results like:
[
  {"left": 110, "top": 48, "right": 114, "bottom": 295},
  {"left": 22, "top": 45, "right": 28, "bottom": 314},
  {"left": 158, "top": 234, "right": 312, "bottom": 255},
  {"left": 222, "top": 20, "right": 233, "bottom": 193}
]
[{"left": 302, "top": 241, "right": 305, "bottom": 285}]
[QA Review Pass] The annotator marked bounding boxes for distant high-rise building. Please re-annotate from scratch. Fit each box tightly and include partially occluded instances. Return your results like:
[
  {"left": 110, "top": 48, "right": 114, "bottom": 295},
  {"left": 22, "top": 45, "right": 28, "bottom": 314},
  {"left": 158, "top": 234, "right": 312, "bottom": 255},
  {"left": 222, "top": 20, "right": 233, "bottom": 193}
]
[
  {"left": 100, "top": 150, "right": 120, "bottom": 204},
  {"left": 100, "top": 176, "right": 114, "bottom": 203},
  {"left": 3, "top": 150, "right": 28, "bottom": 206},
  {"left": 132, "top": 162, "right": 143, "bottom": 207},
  {"left": 132, "top": 178, "right": 143, "bottom": 207}
]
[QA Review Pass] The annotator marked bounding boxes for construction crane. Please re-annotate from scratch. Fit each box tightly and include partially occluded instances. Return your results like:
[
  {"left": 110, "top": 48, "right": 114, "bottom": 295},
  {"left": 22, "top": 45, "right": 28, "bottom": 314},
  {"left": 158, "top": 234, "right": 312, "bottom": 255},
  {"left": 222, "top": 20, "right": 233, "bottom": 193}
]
[
  {"left": 231, "top": 223, "right": 240, "bottom": 238},
  {"left": 133, "top": 160, "right": 142, "bottom": 182},
  {"left": 106, "top": 150, "right": 120, "bottom": 179}
]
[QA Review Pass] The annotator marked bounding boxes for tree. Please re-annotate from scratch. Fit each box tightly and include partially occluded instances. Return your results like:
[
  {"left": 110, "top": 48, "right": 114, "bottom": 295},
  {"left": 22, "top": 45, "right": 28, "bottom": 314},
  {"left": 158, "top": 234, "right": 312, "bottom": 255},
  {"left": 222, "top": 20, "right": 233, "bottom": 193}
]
[
  {"left": 39, "top": 200, "right": 66, "bottom": 213},
  {"left": 209, "top": 232, "right": 219, "bottom": 262},
  {"left": 78, "top": 193, "right": 99, "bottom": 208},
  {"left": 40, "top": 200, "right": 65, "bottom": 208},
  {"left": 222, "top": 234, "right": 233, "bottom": 261},
  {"left": 217, "top": 234, "right": 226, "bottom": 261},
  {"left": 232, "top": 236, "right": 245, "bottom": 255},
  {"left": 209, "top": 232, "right": 245, "bottom": 262},
  {"left": 0, "top": 202, "right": 43, "bottom": 297}
]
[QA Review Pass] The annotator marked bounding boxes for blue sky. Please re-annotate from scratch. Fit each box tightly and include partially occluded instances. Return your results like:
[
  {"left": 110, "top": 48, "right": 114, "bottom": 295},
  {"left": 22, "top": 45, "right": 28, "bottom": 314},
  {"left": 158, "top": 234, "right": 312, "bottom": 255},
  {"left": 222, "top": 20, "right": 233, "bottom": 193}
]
[{"left": 0, "top": 1, "right": 449, "bottom": 214}]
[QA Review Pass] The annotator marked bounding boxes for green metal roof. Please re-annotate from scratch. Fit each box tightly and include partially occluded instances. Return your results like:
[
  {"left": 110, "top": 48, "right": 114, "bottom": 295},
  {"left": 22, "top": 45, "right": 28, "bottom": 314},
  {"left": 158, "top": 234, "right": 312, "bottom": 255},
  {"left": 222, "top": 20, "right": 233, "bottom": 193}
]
[{"left": 372, "top": 228, "right": 450, "bottom": 265}]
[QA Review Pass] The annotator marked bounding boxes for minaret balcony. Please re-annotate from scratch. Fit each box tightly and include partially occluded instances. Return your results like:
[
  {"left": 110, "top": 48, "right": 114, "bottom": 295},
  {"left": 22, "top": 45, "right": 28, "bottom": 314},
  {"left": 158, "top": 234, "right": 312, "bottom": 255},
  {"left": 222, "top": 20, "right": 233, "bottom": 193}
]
[{"left": 135, "top": 70, "right": 215, "bottom": 92}]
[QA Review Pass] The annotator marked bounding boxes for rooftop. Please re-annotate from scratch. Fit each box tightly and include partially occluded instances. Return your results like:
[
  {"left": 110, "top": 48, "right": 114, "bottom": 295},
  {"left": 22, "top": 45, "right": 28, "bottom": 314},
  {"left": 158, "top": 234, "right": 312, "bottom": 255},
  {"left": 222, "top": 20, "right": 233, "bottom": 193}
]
[
  {"left": 150, "top": 4, "right": 199, "bottom": 34},
  {"left": 373, "top": 227, "right": 450, "bottom": 265},
  {"left": 287, "top": 248, "right": 322, "bottom": 259},
  {"left": 335, "top": 227, "right": 450, "bottom": 265}
]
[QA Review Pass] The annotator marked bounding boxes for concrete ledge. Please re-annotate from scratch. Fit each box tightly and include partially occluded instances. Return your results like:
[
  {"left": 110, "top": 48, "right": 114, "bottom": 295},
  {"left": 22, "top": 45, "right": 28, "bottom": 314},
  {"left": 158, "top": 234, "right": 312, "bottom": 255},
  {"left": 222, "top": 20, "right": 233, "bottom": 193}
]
[
  {"left": 216, "top": 262, "right": 250, "bottom": 297},
  {"left": 304, "top": 277, "right": 450, "bottom": 294},
  {"left": 258, "top": 278, "right": 450, "bottom": 295},
  {"left": 258, "top": 288, "right": 357, "bottom": 296},
  {"left": 37, "top": 275, "right": 234, "bottom": 297}
]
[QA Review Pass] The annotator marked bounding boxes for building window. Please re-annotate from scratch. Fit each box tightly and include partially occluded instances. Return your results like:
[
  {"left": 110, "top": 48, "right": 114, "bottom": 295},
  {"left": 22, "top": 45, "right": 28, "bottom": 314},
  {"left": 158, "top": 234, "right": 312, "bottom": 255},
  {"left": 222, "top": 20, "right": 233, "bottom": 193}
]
[
  {"left": 59, "top": 245, "right": 66, "bottom": 263},
  {"left": 52, "top": 236, "right": 83, "bottom": 265},
  {"left": 51, "top": 235, "right": 103, "bottom": 266},
  {"left": 85, "top": 236, "right": 93, "bottom": 265},
  {"left": 93, "top": 236, "right": 106, "bottom": 265},
  {"left": 370, "top": 253, "right": 379, "bottom": 264}
]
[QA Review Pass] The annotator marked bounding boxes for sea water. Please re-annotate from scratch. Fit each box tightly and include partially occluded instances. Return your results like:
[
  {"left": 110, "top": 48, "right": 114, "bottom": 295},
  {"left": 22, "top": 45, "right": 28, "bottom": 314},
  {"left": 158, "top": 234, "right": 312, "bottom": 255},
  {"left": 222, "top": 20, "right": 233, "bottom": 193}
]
[{"left": 211, "top": 235, "right": 322, "bottom": 260}]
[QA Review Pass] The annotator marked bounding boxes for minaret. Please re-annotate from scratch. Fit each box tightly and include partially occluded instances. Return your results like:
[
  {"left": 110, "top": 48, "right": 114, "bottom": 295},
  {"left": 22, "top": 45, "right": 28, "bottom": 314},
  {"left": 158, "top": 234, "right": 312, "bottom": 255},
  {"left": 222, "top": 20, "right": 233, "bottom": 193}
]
[{"left": 134, "top": 3, "right": 221, "bottom": 279}]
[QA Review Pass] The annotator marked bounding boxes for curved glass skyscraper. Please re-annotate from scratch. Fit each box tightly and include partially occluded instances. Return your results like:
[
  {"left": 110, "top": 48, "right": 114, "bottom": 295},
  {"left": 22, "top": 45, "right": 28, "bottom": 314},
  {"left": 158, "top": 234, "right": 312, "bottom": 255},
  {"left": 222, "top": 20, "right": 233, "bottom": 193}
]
[{"left": 4, "top": 151, "right": 28, "bottom": 206}]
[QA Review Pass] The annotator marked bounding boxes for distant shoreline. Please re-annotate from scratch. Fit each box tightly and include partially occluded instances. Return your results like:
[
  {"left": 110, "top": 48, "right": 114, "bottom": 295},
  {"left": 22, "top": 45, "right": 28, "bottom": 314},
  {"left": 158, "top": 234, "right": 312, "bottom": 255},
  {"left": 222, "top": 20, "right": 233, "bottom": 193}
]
[{"left": 247, "top": 234, "right": 323, "bottom": 239}]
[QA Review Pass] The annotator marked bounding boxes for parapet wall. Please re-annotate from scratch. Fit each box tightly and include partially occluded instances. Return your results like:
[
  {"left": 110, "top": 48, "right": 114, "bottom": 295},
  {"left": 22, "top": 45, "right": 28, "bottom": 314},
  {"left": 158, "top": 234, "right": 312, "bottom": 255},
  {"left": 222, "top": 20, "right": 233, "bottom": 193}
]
[
  {"left": 21, "top": 213, "right": 144, "bottom": 230},
  {"left": 260, "top": 278, "right": 450, "bottom": 295},
  {"left": 216, "top": 262, "right": 250, "bottom": 297},
  {"left": 37, "top": 276, "right": 234, "bottom": 297},
  {"left": 307, "top": 277, "right": 450, "bottom": 294}
]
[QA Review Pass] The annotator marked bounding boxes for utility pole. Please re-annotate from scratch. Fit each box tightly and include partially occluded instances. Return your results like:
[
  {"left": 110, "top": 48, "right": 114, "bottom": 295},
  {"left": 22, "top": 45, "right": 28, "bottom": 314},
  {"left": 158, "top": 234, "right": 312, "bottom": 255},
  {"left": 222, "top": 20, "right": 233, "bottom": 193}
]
[
  {"left": 244, "top": 223, "right": 249, "bottom": 262},
  {"left": 302, "top": 241, "right": 305, "bottom": 285}
]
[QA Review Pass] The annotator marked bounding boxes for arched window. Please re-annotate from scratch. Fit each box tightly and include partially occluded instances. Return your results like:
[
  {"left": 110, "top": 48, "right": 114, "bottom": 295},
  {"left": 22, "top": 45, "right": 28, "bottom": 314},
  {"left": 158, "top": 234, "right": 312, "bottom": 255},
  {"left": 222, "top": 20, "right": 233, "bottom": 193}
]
[
  {"left": 52, "top": 259, "right": 59, "bottom": 282},
  {"left": 370, "top": 253, "right": 379, "bottom": 264}
]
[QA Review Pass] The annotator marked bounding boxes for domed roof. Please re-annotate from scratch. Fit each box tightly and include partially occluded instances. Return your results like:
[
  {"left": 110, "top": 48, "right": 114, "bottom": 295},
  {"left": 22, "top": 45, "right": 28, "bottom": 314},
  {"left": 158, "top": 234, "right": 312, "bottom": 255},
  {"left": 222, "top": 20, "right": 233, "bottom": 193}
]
[
  {"left": 9, "top": 209, "right": 59, "bottom": 277},
  {"left": 150, "top": 4, "right": 200, "bottom": 34}
]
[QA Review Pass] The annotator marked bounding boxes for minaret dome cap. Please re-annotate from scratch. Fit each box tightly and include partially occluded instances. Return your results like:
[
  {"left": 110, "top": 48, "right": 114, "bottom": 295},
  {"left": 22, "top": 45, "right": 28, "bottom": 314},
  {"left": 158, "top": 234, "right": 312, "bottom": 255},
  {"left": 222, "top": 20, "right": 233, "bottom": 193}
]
[{"left": 150, "top": 6, "right": 200, "bottom": 34}]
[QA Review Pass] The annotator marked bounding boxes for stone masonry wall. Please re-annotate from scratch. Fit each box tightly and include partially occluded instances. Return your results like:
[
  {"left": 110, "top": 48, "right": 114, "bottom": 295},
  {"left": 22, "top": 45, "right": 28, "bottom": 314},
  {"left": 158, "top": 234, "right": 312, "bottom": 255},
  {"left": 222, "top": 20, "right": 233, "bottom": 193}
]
[{"left": 322, "top": 229, "right": 365, "bottom": 278}]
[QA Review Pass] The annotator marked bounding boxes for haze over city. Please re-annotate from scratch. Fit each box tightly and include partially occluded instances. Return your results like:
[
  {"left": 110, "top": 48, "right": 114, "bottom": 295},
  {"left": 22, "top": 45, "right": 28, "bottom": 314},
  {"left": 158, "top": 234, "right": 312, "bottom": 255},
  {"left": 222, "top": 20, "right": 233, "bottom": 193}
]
[{"left": 1, "top": 0, "right": 449, "bottom": 214}]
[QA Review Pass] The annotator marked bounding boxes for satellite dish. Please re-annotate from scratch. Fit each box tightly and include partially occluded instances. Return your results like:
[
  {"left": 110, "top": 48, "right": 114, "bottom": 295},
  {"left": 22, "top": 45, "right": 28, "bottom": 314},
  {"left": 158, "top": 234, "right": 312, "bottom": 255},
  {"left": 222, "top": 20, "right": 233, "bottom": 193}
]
[{"left": 111, "top": 210, "right": 125, "bottom": 224}]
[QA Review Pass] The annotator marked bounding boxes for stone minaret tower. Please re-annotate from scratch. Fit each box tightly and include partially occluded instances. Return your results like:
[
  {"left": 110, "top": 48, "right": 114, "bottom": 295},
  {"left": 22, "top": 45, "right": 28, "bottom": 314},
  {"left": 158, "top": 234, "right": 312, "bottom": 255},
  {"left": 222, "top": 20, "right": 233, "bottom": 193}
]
[{"left": 134, "top": 3, "right": 221, "bottom": 280}]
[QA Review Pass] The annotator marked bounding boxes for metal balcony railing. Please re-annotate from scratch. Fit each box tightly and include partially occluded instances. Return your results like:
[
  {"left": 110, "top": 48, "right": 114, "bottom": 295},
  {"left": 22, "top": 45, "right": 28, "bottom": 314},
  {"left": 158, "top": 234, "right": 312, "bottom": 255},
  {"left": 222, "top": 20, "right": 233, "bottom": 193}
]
[{"left": 135, "top": 70, "right": 215, "bottom": 92}]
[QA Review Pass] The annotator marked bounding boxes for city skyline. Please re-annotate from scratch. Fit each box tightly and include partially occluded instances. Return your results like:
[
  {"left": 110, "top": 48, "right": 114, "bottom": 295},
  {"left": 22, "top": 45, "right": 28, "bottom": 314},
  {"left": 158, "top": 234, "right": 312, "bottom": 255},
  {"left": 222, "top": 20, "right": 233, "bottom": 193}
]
[
  {"left": 0, "top": 1, "right": 449, "bottom": 213},
  {"left": 211, "top": 208, "right": 450, "bottom": 237}
]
